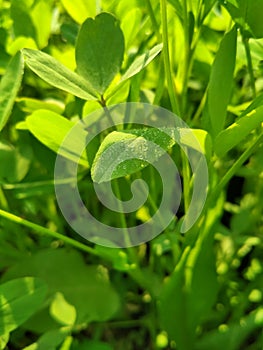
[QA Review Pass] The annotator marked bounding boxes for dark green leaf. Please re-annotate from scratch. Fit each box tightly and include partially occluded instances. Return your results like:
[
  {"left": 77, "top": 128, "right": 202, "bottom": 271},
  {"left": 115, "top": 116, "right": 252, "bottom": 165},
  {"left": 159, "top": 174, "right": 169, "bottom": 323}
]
[{"left": 75, "top": 13, "right": 125, "bottom": 94}]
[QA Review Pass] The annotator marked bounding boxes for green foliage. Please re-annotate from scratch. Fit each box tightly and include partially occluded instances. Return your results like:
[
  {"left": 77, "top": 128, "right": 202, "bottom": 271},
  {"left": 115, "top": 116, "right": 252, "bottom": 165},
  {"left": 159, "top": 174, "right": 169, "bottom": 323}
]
[
  {"left": 75, "top": 13, "right": 124, "bottom": 94},
  {"left": 0, "top": 1, "right": 262, "bottom": 349},
  {"left": 0, "top": 52, "right": 24, "bottom": 131}
]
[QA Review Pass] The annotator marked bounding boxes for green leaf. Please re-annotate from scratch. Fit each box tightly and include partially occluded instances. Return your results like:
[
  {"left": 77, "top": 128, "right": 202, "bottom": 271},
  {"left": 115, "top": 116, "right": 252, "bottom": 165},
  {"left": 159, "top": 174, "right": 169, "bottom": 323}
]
[
  {"left": 120, "top": 44, "right": 163, "bottom": 83},
  {"left": 10, "top": 0, "right": 36, "bottom": 44},
  {"left": 23, "top": 329, "right": 69, "bottom": 350},
  {"left": 1, "top": 249, "right": 120, "bottom": 324},
  {"left": 159, "top": 232, "right": 218, "bottom": 349},
  {"left": 61, "top": 0, "right": 96, "bottom": 24},
  {"left": 91, "top": 127, "right": 210, "bottom": 183},
  {"left": 0, "top": 52, "right": 24, "bottom": 131},
  {"left": 26, "top": 110, "right": 89, "bottom": 167},
  {"left": 91, "top": 128, "right": 173, "bottom": 183},
  {"left": 207, "top": 26, "right": 237, "bottom": 136},
  {"left": 22, "top": 49, "right": 98, "bottom": 100},
  {"left": 159, "top": 248, "right": 193, "bottom": 350},
  {"left": 50, "top": 293, "right": 77, "bottom": 326},
  {"left": 0, "top": 333, "right": 9, "bottom": 350},
  {"left": 75, "top": 13, "right": 125, "bottom": 94},
  {"left": 214, "top": 106, "right": 263, "bottom": 157},
  {"left": 221, "top": 0, "right": 263, "bottom": 39},
  {"left": 0, "top": 277, "right": 47, "bottom": 335}
]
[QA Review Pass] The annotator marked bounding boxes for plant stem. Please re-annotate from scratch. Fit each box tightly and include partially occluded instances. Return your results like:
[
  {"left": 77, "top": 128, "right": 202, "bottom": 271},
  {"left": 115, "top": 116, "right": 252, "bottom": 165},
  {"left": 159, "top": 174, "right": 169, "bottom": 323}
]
[
  {"left": 212, "top": 131, "right": 263, "bottom": 200},
  {"left": 0, "top": 209, "right": 99, "bottom": 256},
  {"left": 145, "top": 0, "right": 162, "bottom": 42},
  {"left": 242, "top": 35, "right": 256, "bottom": 98},
  {"left": 160, "top": 0, "right": 180, "bottom": 115}
]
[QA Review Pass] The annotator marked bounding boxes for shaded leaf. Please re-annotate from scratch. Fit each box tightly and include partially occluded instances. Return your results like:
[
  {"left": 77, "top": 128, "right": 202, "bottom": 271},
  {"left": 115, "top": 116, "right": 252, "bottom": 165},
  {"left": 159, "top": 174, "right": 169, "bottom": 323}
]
[
  {"left": 0, "top": 277, "right": 47, "bottom": 335},
  {"left": 2, "top": 249, "right": 120, "bottom": 324}
]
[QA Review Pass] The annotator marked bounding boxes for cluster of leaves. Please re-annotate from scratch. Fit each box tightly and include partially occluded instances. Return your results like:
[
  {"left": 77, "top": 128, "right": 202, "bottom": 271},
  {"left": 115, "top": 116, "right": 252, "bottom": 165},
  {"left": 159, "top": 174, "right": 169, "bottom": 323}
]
[{"left": 0, "top": 0, "right": 263, "bottom": 349}]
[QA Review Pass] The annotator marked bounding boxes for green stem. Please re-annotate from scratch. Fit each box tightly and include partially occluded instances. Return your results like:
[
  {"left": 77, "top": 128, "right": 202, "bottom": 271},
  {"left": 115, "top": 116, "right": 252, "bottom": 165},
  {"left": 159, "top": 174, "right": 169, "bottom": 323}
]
[
  {"left": 0, "top": 209, "right": 99, "bottom": 256},
  {"left": 145, "top": 0, "right": 162, "bottom": 42},
  {"left": 212, "top": 132, "right": 263, "bottom": 199},
  {"left": 160, "top": 0, "right": 180, "bottom": 115},
  {"left": 0, "top": 187, "right": 9, "bottom": 210},
  {"left": 242, "top": 35, "right": 256, "bottom": 98}
]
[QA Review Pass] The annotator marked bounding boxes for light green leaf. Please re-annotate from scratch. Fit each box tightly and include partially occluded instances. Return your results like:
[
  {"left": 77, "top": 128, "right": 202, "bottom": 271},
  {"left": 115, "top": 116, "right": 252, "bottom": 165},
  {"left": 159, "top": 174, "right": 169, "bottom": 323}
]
[
  {"left": 207, "top": 26, "right": 237, "bottom": 136},
  {"left": 91, "top": 127, "right": 210, "bottom": 183},
  {"left": 214, "top": 106, "right": 263, "bottom": 157},
  {"left": 0, "top": 52, "right": 24, "bottom": 131},
  {"left": 61, "top": 0, "right": 96, "bottom": 24},
  {"left": 26, "top": 110, "right": 89, "bottom": 167},
  {"left": 22, "top": 49, "right": 98, "bottom": 100},
  {"left": 0, "top": 277, "right": 47, "bottom": 335},
  {"left": 91, "top": 128, "right": 174, "bottom": 183},
  {"left": 75, "top": 13, "right": 125, "bottom": 94},
  {"left": 50, "top": 293, "right": 77, "bottom": 326},
  {"left": 120, "top": 44, "right": 163, "bottom": 83}
]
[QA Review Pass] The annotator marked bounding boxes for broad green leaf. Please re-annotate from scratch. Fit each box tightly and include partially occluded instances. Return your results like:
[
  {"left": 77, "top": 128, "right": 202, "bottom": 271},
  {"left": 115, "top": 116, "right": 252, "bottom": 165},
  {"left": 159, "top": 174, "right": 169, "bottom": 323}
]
[
  {"left": 214, "top": 106, "right": 263, "bottom": 157},
  {"left": 91, "top": 127, "right": 210, "bottom": 183},
  {"left": 0, "top": 277, "right": 47, "bottom": 335},
  {"left": 75, "top": 13, "right": 124, "bottom": 94},
  {"left": 22, "top": 49, "right": 98, "bottom": 100},
  {"left": 26, "top": 110, "right": 89, "bottom": 167},
  {"left": 120, "top": 44, "right": 163, "bottom": 83},
  {"left": 60, "top": 0, "right": 96, "bottom": 24},
  {"left": 50, "top": 293, "right": 76, "bottom": 326},
  {"left": 0, "top": 52, "right": 24, "bottom": 131},
  {"left": 207, "top": 26, "right": 237, "bottom": 136},
  {"left": 91, "top": 128, "right": 174, "bottom": 183},
  {"left": 1, "top": 249, "right": 120, "bottom": 324}
]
